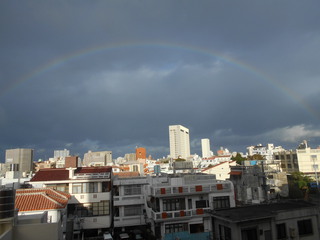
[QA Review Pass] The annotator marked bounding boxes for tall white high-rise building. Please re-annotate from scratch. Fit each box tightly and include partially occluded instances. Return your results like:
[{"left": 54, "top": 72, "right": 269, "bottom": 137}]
[
  {"left": 201, "top": 138, "right": 211, "bottom": 158},
  {"left": 169, "top": 125, "right": 190, "bottom": 159}
]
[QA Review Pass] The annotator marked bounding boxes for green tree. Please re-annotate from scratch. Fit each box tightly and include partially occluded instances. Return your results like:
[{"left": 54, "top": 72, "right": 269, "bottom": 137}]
[
  {"left": 247, "top": 154, "right": 265, "bottom": 160},
  {"left": 231, "top": 153, "right": 246, "bottom": 165}
]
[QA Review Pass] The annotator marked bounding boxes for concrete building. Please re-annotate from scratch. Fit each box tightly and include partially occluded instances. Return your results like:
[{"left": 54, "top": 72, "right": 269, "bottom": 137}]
[
  {"left": 28, "top": 166, "right": 113, "bottom": 239},
  {"left": 229, "top": 161, "right": 288, "bottom": 205},
  {"left": 211, "top": 200, "right": 319, "bottom": 240},
  {"left": 144, "top": 173, "right": 235, "bottom": 240},
  {"left": 201, "top": 138, "right": 211, "bottom": 159},
  {"left": 5, "top": 148, "right": 34, "bottom": 174},
  {"left": 247, "top": 143, "right": 285, "bottom": 161},
  {"left": 113, "top": 175, "right": 148, "bottom": 232},
  {"left": 169, "top": 125, "right": 190, "bottom": 159},
  {"left": 83, "top": 150, "right": 112, "bottom": 167}
]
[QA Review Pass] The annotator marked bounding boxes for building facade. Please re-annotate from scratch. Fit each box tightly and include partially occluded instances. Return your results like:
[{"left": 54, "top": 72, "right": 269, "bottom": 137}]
[
  {"left": 28, "top": 166, "right": 112, "bottom": 239},
  {"left": 201, "top": 138, "right": 211, "bottom": 159},
  {"left": 144, "top": 173, "right": 235, "bottom": 240},
  {"left": 169, "top": 125, "right": 190, "bottom": 159},
  {"left": 5, "top": 148, "right": 34, "bottom": 174}
]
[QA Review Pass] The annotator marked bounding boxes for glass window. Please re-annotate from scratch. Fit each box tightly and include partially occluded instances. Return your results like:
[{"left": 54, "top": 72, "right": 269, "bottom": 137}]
[
  {"left": 213, "top": 196, "right": 230, "bottom": 209},
  {"left": 72, "top": 183, "right": 82, "bottom": 194},
  {"left": 163, "top": 198, "right": 185, "bottom": 211},
  {"left": 298, "top": 219, "right": 313, "bottom": 236},
  {"left": 124, "top": 205, "right": 141, "bottom": 216},
  {"left": 276, "top": 223, "right": 286, "bottom": 239},
  {"left": 124, "top": 184, "right": 141, "bottom": 195},
  {"left": 165, "top": 223, "right": 188, "bottom": 234}
]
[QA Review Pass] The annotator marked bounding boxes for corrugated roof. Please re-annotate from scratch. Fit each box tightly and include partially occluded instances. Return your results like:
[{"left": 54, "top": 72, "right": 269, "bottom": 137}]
[{"left": 15, "top": 188, "right": 71, "bottom": 212}]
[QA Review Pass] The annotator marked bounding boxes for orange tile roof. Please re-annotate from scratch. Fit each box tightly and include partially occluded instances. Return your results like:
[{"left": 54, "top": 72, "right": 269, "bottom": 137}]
[{"left": 15, "top": 188, "right": 71, "bottom": 212}]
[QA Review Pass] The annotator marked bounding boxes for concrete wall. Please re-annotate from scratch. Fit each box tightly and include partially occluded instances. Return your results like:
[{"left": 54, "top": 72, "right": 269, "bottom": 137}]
[{"left": 13, "top": 222, "right": 62, "bottom": 240}]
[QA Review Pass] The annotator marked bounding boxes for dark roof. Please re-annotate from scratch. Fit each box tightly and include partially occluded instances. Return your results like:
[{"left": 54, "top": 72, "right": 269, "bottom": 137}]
[
  {"left": 30, "top": 166, "right": 112, "bottom": 181},
  {"left": 213, "top": 201, "right": 317, "bottom": 222},
  {"left": 75, "top": 166, "right": 112, "bottom": 174},
  {"left": 30, "top": 168, "right": 69, "bottom": 181}
]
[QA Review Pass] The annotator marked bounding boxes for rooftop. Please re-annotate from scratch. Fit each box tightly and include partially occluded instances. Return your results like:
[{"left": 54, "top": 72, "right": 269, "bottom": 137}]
[
  {"left": 213, "top": 200, "right": 317, "bottom": 222},
  {"left": 15, "top": 188, "right": 71, "bottom": 212}
]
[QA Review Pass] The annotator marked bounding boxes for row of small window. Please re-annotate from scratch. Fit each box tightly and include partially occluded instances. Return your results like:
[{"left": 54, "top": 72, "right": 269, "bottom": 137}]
[
  {"left": 68, "top": 201, "right": 110, "bottom": 217},
  {"left": 165, "top": 223, "right": 204, "bottom": 234},
  {"left": 162, "top": 196, "right": 230, "bottom": 211},
  {"left": 277, "top": 219, "right": 313, "bottom": 239},
  {"left": 47, "top": 182, "right": 111, "bottom": 194}
]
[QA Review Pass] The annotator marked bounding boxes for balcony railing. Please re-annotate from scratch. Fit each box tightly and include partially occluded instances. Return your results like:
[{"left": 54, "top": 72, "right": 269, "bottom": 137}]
[
  {"left": 113, "top": 195, "right": 145, "bottom": 206},
  {"left": 114, "top": 215, "right": 146, "bottom": 227},
  {"left": 150, "top": 208, "right": 211, "bottom": 222},
  {"left": 150, "top": 182, "right": 231, "bottom": 197}
]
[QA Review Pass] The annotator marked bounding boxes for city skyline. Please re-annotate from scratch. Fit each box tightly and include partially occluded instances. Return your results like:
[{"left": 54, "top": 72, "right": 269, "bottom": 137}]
[{"left": 1, "top": 1, "right": 320, "bottom": 161}]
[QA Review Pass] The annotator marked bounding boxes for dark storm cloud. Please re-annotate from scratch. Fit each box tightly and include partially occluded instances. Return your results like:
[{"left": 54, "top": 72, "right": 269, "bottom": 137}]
[{"left": 1, "top": 0, "right": 320, "bottom": 160}]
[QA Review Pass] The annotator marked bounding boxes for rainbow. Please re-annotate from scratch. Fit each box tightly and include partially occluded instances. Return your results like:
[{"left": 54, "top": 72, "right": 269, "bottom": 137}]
[{"left": 1, "top": 41, "right": 319, "bottom": 119}]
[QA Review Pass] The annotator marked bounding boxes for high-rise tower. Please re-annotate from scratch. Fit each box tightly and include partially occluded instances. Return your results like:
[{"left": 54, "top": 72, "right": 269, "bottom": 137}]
[
  {"left": 201, "top": 138, "right": 211, "bottom": 158},
  {"left": 169, "top": 125, "right": 190, "bottom": 159}
]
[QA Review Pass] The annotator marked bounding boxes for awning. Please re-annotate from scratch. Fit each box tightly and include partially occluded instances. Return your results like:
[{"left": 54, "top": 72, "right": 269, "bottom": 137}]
[{"left": 229, "top": 171, "right": 242, "bottom": 175}]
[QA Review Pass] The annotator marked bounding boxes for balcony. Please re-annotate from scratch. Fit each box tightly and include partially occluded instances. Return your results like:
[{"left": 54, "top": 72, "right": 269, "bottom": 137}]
[
  {"left": 114, "top": 215, "right": 146, "bottom": 227},
  {"left": 113, "top": 195, "right": 145, "bottom": 206},
  {"left": 150, "top": 182, "right": 231, "bottom": 197},
  {"left": 149, "top": 208, "right": 211, "bottom": 222}
]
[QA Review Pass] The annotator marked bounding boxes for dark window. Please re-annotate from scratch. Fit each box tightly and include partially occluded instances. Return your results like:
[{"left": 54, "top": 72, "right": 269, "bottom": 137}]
[
  {"left": 163, "top": 198, "right": 185, "bottom": 211},
  {"left": 165, "top": 223, "right": 188, "bottom": 234},
  {"left": 241, "top": 228, "right": 258, "bottom": 240},
  {"left": 298, "top": 219, "right": 313, "bottom": 236},
  {"left": 195, "top": 199, "right": 208, "bottom": 208},
  {"left": 276, "top": 223, "right": 286, "bottom": 239},
  {"left": 213, "top": 196, "right": 230, "bottom": 209},
  {"left": 190, "top": 223, "right": 204, "bottom": 234}
]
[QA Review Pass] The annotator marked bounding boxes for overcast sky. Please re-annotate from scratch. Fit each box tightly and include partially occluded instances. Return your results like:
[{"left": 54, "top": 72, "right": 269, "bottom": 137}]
[{"left": 1, "top": 1, "right": 320, "bottom": 161}]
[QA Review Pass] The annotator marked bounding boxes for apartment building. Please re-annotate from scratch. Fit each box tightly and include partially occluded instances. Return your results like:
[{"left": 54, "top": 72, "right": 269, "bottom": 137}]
[
  {"left": 169, "top": 125, "right": 191, "bottom": 159},
  {"left": 113, "top": 174, "right": 148, "bottom": 232},
  {"left": 144, "top": 172, "right": 235, "bottom": 240},
  {"left": 28, "top": 166, "right": 112, "bottom": 239},
  {"left": 5, "top": 148, "right": 34, "bottom": 174}
]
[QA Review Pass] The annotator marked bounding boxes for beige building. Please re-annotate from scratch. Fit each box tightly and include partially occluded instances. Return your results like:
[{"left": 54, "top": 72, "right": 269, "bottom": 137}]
[
  {"left": 169, "top": 125, "right": 190, "bottom": 159},
  {"left": 201, "top": 138, "right": 211, "bottom": 158},
  {"left": 5, "top": 148, "right": 34, "bottom": 174},
  {"left": 82, "top": 150, "right": 112, "bottom": 166}
]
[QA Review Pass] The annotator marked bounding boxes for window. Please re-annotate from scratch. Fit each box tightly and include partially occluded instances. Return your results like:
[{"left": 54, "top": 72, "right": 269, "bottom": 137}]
[
  {"left": 102, "top": 181, "right": 111, "bottom": 192},
  {"left": 190, "top": 223, "right": 204, "bottom": 234},
  {"left": 241, "top": 228, "right": 258, "bottom": 240},
  {"left": 213, "top": 196, "right": 230, "bottom": 209},
  {"left": 298, "top": 219, "right": 313, "bottom": 236},
  {"left": 165, "top": 223, "right": 188, "bottom": 234},
  {"left": 92, "top": 200, "right": 110, "bottom": 216},
  {"left": 67, "top": 201, "right": 110, "bottom": 217},
  {"left": 46, "top": 184, "right": 69, "bottom": 193},
  {"left": 124, "top": 205, "right": 141, "bottom": 216},
  {"left": 276, "top": 223, "right": 286, "bottom": 239},
  {"left": 72, "top": 182, "right": 99, "bottom": 194},
  {"left": 124, "top": 184, "right": 141, "bottom": 195},
  {"left": 163, "top": 198, "right": 185, "bottom": 211},
  {"left": 195, "top": 199, "right": 208, "bottom": 208}
]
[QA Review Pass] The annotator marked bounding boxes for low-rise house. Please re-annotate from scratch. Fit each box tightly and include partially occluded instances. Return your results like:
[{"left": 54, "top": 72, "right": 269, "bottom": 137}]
[
  {"left": 202, "top": 161, "right": 237, "bottom": 180},
  {"left": 211, "top": 200, "right": 320, "bottom": 240}
]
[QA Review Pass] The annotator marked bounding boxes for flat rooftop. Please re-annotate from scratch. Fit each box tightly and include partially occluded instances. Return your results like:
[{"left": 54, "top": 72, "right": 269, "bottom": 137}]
[{"left": 213, "top": 200, "right": 317, "bottom": 222}]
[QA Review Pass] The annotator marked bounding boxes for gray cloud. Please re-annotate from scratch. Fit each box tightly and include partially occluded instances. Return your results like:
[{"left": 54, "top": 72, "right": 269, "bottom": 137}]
[{"left": 1, "top": 0, "right": 320, "bottom": 160}]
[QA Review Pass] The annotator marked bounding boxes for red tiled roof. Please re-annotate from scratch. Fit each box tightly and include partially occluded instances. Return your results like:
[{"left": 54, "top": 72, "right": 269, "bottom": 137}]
[
  {"left": 113, "top": 171, "right": 140, "bottom": 178},
  {"left": 15, "top": 188, "right": 71, "bottom": 212},
  {"left": 30, "top": 168, "right": 69, "bottom": 181}
]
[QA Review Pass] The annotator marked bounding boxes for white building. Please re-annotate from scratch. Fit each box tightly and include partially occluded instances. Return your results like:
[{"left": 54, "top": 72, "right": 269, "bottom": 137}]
[
  {"left": 169, "top": 125, "right": 191, "bottom": 159},
  {"left": 144, "top": 173, "right": 235, "bottom": 240},
  {"left": 113, "top": 175, "right": 148, "bottom": 230},
  {"left": 28, "top": 166, "right": 113, "bottom": 239},
  {"left": 201, "top": 138, "right": 211, "bottom": 158}
]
